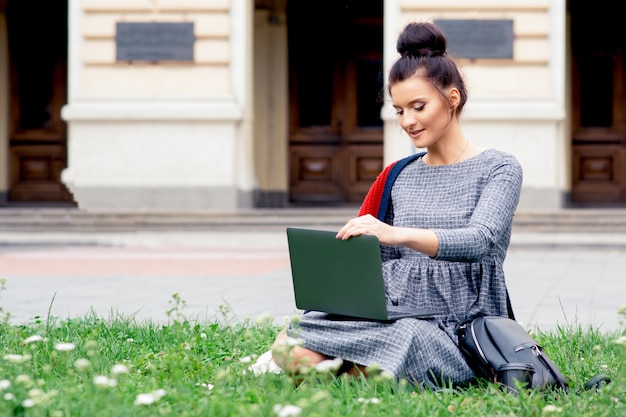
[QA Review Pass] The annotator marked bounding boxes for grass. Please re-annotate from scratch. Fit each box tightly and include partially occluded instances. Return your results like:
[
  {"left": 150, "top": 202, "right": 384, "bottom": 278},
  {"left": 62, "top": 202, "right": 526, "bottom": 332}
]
[{"left": 0, "top": 286, "right": 624, "bottom": 416}]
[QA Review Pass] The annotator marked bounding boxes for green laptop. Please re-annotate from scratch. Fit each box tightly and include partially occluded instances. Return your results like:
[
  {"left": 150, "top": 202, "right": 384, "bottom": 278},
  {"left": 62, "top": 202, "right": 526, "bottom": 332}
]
[{"left": 286, "top": 227, "right": 442, "bottom": 321}]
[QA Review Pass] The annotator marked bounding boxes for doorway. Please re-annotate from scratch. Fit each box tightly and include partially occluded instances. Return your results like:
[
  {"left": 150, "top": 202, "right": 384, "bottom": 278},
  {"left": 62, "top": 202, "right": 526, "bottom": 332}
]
[
  {"left": 570, "top": 1, "right": 626, "bottom": 205},
  {"left": 4, "top": 0, "right": 74, "bottom": 204},
  {"left": 286, "top": 0, "right": 384, "bottom": 204}
]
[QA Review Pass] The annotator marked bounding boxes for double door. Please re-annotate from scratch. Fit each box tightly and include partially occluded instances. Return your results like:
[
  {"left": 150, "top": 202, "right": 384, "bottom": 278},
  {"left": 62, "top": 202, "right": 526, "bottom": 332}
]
[
  {"left": 570, "top": 1, "right": 626, "bottom": 204},
  {"left": 5, "top": 0, "right": 73, "bottom": 204},
  {"left": 287, "top": 1, "right": 384, "bottom": 204}
]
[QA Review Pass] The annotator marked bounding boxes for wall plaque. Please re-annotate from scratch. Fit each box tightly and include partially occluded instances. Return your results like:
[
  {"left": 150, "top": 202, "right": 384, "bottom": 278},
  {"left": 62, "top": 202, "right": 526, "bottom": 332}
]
[
  {"left": 116, "top": 22, "right": 194, "bottom": 62},
  {"left": 434, "top": 19, "right": 514, "bottom": 59}
]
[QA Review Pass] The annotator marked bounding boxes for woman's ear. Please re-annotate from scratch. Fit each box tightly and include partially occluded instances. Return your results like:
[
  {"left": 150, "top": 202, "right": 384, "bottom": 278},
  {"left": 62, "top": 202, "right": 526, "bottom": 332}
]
[{"left": 448, "top": 88, "right": 461, "bottom": 110}]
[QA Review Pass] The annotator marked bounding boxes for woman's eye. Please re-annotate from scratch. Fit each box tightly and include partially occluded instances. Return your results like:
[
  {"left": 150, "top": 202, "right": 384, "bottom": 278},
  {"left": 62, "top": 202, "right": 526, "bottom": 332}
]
[
  {"left": 414, "top": 104, "right": 425, "bottom": 111},
  {"left": 395, "top": 109, "right": 403, "bottom": 116}
]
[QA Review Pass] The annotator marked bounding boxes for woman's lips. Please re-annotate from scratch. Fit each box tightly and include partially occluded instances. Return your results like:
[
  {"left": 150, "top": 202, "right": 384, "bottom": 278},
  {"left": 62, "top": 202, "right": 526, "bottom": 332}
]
[{"left": 408, "top": 129, "right": 424, "bottom": 139}]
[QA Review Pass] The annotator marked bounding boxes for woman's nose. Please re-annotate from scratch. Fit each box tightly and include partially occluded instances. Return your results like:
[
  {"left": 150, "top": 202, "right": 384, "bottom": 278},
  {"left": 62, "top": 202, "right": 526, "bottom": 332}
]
[{"left": 400, "top": 113, "right": 416, "bottom": 130}]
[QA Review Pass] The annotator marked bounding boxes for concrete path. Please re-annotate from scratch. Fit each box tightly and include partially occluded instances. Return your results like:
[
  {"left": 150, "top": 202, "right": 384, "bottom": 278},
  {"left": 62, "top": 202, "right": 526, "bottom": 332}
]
[{"left": 0, "top": 229, "right": 624, "bottom": 334}]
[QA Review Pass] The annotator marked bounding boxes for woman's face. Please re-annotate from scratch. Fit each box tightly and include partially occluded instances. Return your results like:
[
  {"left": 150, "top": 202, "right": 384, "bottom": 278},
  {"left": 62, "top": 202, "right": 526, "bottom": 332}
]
[{"left": 390, "top": 76, "right": 455, "bottom": 149}]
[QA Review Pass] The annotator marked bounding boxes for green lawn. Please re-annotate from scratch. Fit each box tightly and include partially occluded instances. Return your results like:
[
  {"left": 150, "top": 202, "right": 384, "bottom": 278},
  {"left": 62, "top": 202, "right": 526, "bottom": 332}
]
[{"left": 0, "top": 290, "right": 624, "bottom": 417}]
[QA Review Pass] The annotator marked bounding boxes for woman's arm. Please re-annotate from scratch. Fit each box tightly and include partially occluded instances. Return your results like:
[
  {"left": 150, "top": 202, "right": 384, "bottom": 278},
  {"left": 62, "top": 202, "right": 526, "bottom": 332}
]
[
  {"left": 336, "top": 217, "right": 440, "bottom": 257},
  {"left": 337, "top": 155, "right": 523, "bottom": 261}
]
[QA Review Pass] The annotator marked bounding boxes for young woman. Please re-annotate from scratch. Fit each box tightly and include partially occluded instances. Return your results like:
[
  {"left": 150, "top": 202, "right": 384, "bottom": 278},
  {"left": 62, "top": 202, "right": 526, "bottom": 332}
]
[{"left": 271, "top": 21, "right": 523, "bottom": 389}]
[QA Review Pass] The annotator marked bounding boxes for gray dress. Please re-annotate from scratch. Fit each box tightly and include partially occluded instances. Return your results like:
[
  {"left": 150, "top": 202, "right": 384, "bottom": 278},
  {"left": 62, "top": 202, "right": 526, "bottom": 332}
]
[{"left": 285, "top": 149, "right": 523, "bottom": 388}]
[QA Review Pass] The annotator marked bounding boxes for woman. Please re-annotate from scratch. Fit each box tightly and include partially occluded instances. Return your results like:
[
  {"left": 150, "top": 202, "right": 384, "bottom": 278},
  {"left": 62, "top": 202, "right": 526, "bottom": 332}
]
[{"left": 271, "top": 21, "right": 523, "bottom": 389}]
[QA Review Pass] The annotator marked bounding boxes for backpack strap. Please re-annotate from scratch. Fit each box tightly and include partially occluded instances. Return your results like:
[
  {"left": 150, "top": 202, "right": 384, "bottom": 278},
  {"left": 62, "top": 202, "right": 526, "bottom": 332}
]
[
  {"left": 584, "top": 374, "right": 612, "bottom": 391},
  {"left": 375, "top": 152, "right": 426, "bottom": 222},
  {"left": 506, "top": 290, "right": 516, "bottom": 320}
]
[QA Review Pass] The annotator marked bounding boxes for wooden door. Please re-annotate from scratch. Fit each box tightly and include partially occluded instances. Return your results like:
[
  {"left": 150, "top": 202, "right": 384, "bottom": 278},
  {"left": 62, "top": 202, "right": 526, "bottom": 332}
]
[
  {"left": 5, "top": 0, "right": 73, "bottom": 204},
  {"left": 287, "top": 1, "right": 384, "bottom": 204},
  {"left": 570, "top": 1, "right": 626, "bottom": 204}
]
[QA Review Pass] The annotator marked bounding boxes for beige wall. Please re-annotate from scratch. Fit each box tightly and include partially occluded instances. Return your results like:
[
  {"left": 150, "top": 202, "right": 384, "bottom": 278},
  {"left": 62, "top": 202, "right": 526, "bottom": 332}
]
[
  {"left": 398, "top": 0, "right": 552, "bottom": 97},
  {"left": 75, "top": 0, "right": 231, "bottom": 99},
  {"left": 252, "top": 9, "right": 288, "bottom": 205},
  {"left": 61, "top": 0, "right": 255, "bottom": 211}
]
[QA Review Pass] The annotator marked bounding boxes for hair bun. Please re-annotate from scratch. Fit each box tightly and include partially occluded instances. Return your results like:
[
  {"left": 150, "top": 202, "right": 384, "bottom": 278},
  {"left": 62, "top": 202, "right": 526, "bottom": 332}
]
[{"left": 397, "top": 22, "right": 447, "bottom": 58}]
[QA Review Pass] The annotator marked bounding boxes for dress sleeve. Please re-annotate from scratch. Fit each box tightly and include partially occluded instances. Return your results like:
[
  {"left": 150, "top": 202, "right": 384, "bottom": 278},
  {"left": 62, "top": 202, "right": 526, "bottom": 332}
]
[{"left": 432, "top": 154, "right": 523, "bottom": 262}]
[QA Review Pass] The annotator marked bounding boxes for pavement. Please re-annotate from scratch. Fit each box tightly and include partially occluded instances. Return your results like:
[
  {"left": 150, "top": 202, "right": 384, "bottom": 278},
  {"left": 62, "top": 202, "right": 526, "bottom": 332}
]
[{"left": 0, "top": 207, "right": 625, "bottom": 334}]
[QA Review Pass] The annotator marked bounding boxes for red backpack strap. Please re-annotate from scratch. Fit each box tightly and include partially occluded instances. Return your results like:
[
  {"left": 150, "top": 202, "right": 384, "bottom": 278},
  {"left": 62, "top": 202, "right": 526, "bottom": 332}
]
[{"left": 358, "top": 152, "right": 425, "bottom": 222}]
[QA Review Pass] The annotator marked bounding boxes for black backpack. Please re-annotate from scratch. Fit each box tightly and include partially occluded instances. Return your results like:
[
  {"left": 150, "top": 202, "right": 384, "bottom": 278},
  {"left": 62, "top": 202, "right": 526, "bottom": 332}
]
[{"left": 456, "top": 315, "right": 611, "bottom": 393}]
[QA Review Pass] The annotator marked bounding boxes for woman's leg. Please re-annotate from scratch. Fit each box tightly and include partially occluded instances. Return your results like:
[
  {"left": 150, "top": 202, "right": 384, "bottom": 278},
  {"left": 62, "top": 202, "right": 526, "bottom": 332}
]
[
  {"left": 271, "top": 328, "right": 369, "bottom": 378},
  {"left": 271, "top": 328, "right": 328, "bottom": 373}
]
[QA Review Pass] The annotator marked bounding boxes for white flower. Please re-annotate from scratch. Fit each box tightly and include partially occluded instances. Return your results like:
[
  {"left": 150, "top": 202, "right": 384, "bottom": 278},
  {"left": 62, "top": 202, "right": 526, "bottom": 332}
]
[
  {"left": 54, "top": 342, "right": 76, "bottom": 352},
  {"left": 196, "top": 382, "right": 214, "bottom": 390},
  {"left": 314, "top": 358, "right": 343, "bottom": 373},
  {"left": 111, "top": 364, "right": 129, "bottom": 375},
  {"left": 614, "top": 336, "right": 626, "bottom": 346},
  {"left": 134, "top": 393, "right": 156, "bottom": 406},
  {"left": 3, "top": 354, "right": 31, "bottom": 364},
  {"left": 357, "top": 397, "right": 381, "bottom": 405},
  {"left": 542, "top": 404, "right": 563, "bottom": 414},
  {"left": 364, "top": 362, "right": 382, "bottom": 374},
  {"left": 373, "top": 370, "right": 396, "bottom": 382},
  {"left": 249, "top": 350, "right": 283, "bottom": 376},
  {"left": 126, "top": 338, "right": 135, "bottom": 343},
  {"left": 200, "top": 333, "right": 207, "bottom": 339},
  {"left": 15, "top": 375, "right": 32, "bottom": 385},
  {"left": 273, "top": 404, "right": 302, "bottom": 417},
  {"left": 93, "top": 376, "right": 117, "bottom": 388},
  {"left": 74, "top": 358, "right": 91, "bottom": 371},
  {"left": 27, "top": 388, "right": 46, "bottom": 405},
  {"left": 4, "top": 393, "right": 15, "bottom": 401},
  {"left": 239, "top": 356, "right": 252, "bottom": 364},
  {"left": 0, "top": 380, "right": 11, "bottom": 390},
  {"left": 23, "top": 335, "right": 43, "bottom": 344},
  {"left": 21, "top": 399, "right": 35, "bottom": 408},
  {"left": 134, "top": 389, "right": 166, "bottom": 406},
  {"left": 276, "top": 337, "right": 303, "bottom": 348},
  {"left": 254, "top": 312, "right": 275, "bottom": 326},
  {"left": 92, "top": 376, "right": 108, "bottom": 386}
]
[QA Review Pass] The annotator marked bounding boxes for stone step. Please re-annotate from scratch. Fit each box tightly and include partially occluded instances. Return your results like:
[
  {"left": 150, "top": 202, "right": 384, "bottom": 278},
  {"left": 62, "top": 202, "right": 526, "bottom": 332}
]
[
  {"left": 512, "top": 210, "right": 626, "bottom": 232},
  {"left": 0, "top": 207, "right": 625, "bottom": 233}
]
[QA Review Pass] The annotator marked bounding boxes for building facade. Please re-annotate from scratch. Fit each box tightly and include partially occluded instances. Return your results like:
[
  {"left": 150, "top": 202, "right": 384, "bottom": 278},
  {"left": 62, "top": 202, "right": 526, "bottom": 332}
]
[{"left": 0, "top": 0, "right": 620, "bottom": 211}]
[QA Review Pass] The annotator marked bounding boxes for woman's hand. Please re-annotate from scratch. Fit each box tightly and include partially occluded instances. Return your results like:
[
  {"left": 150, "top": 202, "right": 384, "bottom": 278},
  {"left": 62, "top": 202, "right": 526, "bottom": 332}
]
[
  {"left": 336, "top": 214, "right": 396, "bottom": 245},
  {"left": 336, "top": 214, "right": 440, "bottom": 257}
]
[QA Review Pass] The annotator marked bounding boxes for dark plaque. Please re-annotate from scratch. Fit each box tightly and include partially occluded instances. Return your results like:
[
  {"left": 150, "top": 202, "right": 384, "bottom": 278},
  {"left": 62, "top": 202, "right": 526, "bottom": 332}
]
[
  {"left": 116, "top": 22, "right": 194, "bottom": 62},
  {"left": 434, "top": 19, "right": 513, "bottom": 59}
]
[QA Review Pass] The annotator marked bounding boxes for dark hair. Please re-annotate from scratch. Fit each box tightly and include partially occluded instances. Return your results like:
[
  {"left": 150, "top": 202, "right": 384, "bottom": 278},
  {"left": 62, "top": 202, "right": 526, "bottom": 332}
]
[{"left": 388, "top": 22, "right": 468, "bottom": 116}]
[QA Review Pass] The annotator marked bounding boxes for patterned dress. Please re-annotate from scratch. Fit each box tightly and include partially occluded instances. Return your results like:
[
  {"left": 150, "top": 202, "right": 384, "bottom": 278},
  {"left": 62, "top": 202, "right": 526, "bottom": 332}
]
[{"left": 285, "top": 149, "right": 524, "bottom": 388}]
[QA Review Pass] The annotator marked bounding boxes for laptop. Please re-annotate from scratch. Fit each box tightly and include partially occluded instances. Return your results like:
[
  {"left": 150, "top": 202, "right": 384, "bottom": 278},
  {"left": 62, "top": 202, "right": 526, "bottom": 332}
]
[{"left": 286, "top": 227, "right": 442, "bottom": 321}]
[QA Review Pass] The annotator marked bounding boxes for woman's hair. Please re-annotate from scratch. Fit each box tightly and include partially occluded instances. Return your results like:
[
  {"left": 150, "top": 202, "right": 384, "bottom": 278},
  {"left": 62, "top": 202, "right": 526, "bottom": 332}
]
[{"left": 388, "top": 22, "right": 467, "bottom": 116}]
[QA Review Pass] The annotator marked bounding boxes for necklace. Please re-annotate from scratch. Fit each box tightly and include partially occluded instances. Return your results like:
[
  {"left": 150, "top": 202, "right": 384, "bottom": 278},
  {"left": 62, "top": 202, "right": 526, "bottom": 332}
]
[
  {"left": 452, "top": 140, "right": 469, "bottom": 164},
  {"left": 424, "top": 140, "right": 469, "bottom": 165}
]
